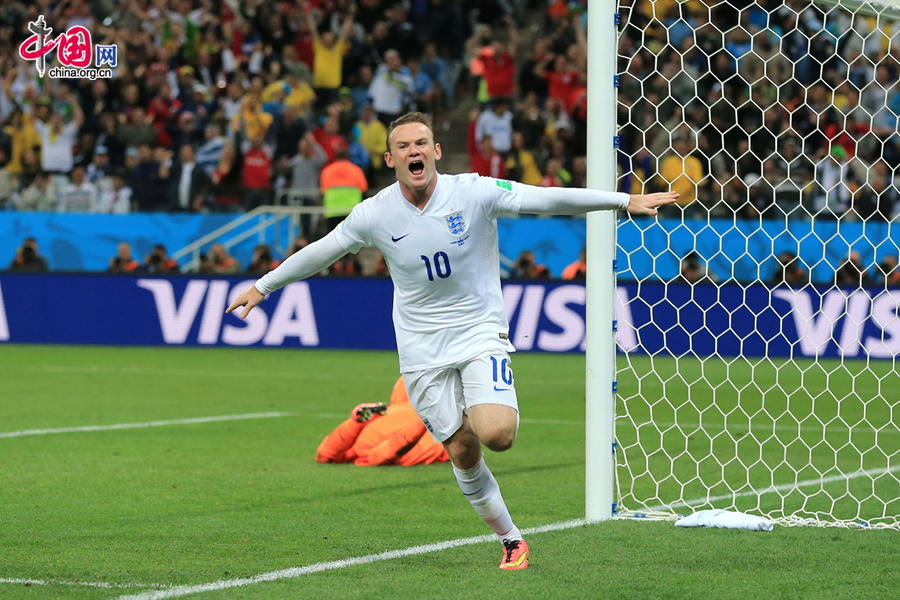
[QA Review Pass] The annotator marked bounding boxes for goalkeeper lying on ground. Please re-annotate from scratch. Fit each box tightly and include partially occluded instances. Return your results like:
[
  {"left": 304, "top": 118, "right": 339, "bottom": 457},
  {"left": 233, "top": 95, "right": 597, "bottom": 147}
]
[{"left": 316, "top": 377, "right": 449, "bottom": 466}]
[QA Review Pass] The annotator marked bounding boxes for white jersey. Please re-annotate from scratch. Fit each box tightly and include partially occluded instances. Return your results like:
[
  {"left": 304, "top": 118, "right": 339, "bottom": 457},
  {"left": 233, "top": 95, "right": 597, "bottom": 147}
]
[{"left": 332, "top": 173, "right": 521, "bottom": 372}]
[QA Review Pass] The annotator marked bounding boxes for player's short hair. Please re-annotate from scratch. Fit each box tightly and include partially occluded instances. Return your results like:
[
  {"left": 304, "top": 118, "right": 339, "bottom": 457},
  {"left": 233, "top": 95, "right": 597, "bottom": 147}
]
[{"left": 386, "top": 112, "right": 434, "bottom": 152}]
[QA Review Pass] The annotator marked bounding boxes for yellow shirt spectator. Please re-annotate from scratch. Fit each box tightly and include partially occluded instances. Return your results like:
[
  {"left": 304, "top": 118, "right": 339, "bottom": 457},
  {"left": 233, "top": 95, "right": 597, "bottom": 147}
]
[
  {"left": 313, "top": 38, "right": 346, "bottom": 89},
  {"left": 5, "top": 113, "right": 41, "bottom": 174},
  {"left": 355, "top": 111, "right": 388, "bottom": 168},
  {"left": 659, "top": 151, "right": 703, "bottom": 207},
  {"left": 230, "top": 97, "right": 273, "bottom": 140}
]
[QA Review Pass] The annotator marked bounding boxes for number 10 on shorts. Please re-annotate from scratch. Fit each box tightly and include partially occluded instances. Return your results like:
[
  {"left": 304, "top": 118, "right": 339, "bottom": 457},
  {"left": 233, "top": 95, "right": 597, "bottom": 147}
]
[{"left": 491, "top": 356, "right": 513, "bottom": 389}]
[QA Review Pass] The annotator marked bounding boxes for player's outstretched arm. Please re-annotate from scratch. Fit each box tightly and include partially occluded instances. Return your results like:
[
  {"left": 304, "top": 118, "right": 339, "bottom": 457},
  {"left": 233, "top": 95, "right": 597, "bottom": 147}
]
[
  {"left": 626, "top": 191, "right": 679, "bottom": 216},
  {"left": 516, "top": 183, "right": 678, "bottom": 216},
  {"left": 225, "top": 231, "right": 350, "bottom": 319}
]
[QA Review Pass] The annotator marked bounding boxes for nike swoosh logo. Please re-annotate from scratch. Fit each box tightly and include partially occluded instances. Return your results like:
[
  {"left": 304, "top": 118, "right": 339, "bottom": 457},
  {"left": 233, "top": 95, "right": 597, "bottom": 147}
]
[
  {"left": 391, "top": 234, "right": 409, "bottom": 242},
  {"left": 493, "top": 386, "right": 512, "bottom": 392}
]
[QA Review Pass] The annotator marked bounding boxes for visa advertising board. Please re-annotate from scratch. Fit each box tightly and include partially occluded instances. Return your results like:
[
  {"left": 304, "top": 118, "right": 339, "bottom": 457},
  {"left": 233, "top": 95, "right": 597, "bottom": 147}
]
[{"left": 0, "top": 275, "right": 897, "bottom": 359}]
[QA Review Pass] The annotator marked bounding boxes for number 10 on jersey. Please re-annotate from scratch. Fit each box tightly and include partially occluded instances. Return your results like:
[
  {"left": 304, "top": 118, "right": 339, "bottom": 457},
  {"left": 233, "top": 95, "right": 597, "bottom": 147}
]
[{"left": 420, "top": 252, "right": 451, "bottom": 281}]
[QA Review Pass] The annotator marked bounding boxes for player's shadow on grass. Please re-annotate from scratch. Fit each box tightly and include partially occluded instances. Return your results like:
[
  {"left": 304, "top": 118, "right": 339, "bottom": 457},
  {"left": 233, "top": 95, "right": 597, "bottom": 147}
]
[{"left": 334, "top": 460, "right": 582, "bottom": 499}]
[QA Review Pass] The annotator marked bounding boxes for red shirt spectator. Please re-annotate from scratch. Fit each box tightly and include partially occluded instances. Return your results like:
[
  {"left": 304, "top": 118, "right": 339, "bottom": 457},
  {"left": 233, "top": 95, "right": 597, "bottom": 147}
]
[
  {"left": 482, "top": 45, "right": 516, "bottom": 98},
  {"left": 313, "top": 116, "right": 348, "bottom": 164},
  {"left": 242, "top": 145, "right": 272, "bottom": 189},
  {"left": 467, "top": 119, "right": 506, "bottom": 179}
]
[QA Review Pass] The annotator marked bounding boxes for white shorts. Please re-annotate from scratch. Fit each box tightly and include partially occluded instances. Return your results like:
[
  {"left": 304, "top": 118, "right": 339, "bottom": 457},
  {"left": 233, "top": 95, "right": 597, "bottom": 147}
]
[{"left": 402, "top": 352, "right": 519, "bottom": 443}]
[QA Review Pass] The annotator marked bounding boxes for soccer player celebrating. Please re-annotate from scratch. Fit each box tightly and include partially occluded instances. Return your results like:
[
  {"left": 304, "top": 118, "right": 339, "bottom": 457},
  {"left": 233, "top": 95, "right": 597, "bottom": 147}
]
[{"left": 227, "top": 112, "right": 677, "bottom": 570}]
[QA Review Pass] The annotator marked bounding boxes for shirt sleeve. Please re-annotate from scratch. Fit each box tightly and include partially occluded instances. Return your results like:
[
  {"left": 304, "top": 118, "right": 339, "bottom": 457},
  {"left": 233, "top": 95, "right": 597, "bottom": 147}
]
[
  {"left": 254, "top": 229, "right": 349, "bottom": 295},
  {"left": 331, "top": 199, "right": 372, "bottom": 253},
  {"left": 475, "top": 176, "right": 524, "bottom": 219},
  {"left": 517, "top": 183, "right": 629, "bottom": 215}
]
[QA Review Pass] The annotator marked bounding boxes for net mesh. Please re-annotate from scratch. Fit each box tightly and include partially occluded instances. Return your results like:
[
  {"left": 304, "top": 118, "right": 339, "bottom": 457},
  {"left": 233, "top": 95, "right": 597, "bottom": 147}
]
[{"left": 614, "top": 0, "right": 900, "bottom": 528}]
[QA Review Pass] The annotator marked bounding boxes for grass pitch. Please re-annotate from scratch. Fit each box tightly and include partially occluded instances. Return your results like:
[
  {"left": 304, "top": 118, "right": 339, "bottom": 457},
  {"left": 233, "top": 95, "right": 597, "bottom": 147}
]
[{"left": 0, "top": 345, "right": 897, "bottom": 599}]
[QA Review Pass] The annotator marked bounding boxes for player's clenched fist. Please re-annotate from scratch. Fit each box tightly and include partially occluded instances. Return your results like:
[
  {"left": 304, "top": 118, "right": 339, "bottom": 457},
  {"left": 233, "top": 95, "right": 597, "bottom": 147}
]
[{"left": 226, "top": 285, "right": 265, "bottom": 319}]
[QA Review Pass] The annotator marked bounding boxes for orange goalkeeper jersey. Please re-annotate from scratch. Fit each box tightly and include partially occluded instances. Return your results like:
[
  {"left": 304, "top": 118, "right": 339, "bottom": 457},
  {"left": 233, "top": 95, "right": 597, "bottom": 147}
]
[{"left": 315, "top": 377, "right": 449, "bottom": 466}]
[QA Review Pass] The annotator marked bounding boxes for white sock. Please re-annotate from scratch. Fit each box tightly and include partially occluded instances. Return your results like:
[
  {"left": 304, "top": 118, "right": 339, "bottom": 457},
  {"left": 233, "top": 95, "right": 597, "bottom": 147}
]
[{"left": 452, "top": 456, "right": 523, "bottom": 543}]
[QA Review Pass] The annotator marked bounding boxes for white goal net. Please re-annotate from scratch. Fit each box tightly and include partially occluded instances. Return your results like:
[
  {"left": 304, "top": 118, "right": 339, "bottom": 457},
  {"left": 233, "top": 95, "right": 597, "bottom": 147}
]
[{"left": 614, "top": 0, "right": 900, "bottom": 528}]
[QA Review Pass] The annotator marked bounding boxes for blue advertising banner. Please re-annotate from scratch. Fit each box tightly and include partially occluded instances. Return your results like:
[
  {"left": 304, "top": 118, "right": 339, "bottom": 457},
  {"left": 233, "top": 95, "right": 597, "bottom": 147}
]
[
  {"left": 3, "top": 212, "right": 898, "bottom": 283},
  {"left": 0, "top": 275, "right": 897, "bottom": 359}
]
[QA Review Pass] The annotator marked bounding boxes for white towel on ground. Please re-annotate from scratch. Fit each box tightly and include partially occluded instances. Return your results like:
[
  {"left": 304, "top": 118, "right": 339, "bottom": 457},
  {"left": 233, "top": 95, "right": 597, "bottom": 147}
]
[{"left": 674, "top": 509, "right": 774, "bottom": 531}]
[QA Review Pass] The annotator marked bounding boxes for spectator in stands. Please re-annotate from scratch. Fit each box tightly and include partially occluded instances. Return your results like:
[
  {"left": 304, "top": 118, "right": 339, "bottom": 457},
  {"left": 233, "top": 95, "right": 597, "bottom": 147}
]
[
  {"left": 241, "top": 133, "right": 273, "bottom": 210},
  {"left": 541, "top": 157, "right": 571, "bottom": 188},
  {"left": 204, "top": 243, "right": 241, "bottom": 274},
  {"left": 835, "top": 252, "right": 875, "bottom": 288},
  {"left": 479, "top": 19, "right": 519, "bottom": 101},
  {"left": 15, "top": 172, "right": 58, "bottom": 212},
  {"left": 475, "top": 99, "right": 514, "bottom": 155},
  {"left": 850, "top": 172, "right": 897, "bottom": 221},
  {"left": 164, "top": 144, "right": 210, "bottom": 212},
  {"left": 289, "top": 132, "right": 328, "bottom": 193},
  {"left": 468, "top": 110, "right": 505, "bottom": 178},
  {"left": 8, "top": 237, "right": 48, "bottom": 272},
  {"left": 329, "top": 253, "right": 362, "bottom": 276},
  {"left": 770, "top": 252, "right": 807, "bottom": 287},
  {"left": 95, "top": 113, "right": 126, "bottom": 169},
  {"left": 876, "top": 256, "right": 900, "bottom": 288},
  {"left": 128, "top": 145, "right": 163, "bottom": 211},
  {"left": 58, "top": 165, "right": 100, "bottom": 213},
  {"left": 562, "top": 248, "right": 587, "bottom": 280},
  {"left": 306, "top": 2, "right": 357, "bottom": 110},
  {"left": 97, "top": 170, "right": 133, "bottom": 214},
  {"left": 85, "top": 145, "right": 113, "bottom": 190},
  {"left": 3, "top": 109, "right": 40, "bottom": 177},
  {"left": 107, "top": 242, "right": 140, "bottom": 273},
  {"left": 509, "top": 251, "right": 550, "bottom": 280},
  {"left": 248, "top": 244, "right": 277, "bottom": 275},
  {"left": 355, "top": 104, "right": 389, "bottom": 172},
  {"left": 407, "top": 57, "right": 437, "bottom": 116},
  {"left": 117, "top": 106, "right": 158, "bottom": 149},
  {"left": 312, "top": 115, "right": 349, "bottom": 164},
  {"left": 196, "top": 124, "right": 227, "bottom": 177},
  {"left": 143, "top": 244, "right": 180, "bottom": 274},
  {"left": 273, "top": 104, "right": 308, "bottom": 162},
  {"left": 210, "top": 142, "right": 242, "bottom": 212},
  {"left": 231, "top": 95, "right": 273, "bottom": 142},
  {"left": 676, "top": 252, "right": 715, "bottom": 285},
  {"left": 320, "top": 147, "right": 368, "bottom": 231},
  {"left": 34, "top": 90, "right": 84, "bottom": 176},
  {"left": 658, "top": 130, "right": 704, "bottom": 210},
  {"left": 369, "top": 49, "right": 415, "bottom": 125}
]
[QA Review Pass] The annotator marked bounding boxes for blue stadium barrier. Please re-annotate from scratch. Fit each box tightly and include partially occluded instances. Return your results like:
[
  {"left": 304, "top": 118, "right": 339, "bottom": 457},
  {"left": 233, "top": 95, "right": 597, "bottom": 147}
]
[
  {"left": 2, "top": 213, "right": 897, "bottom": 281},
  {"left": 1, "top": 274, "right": 896, "bottom": 359}
]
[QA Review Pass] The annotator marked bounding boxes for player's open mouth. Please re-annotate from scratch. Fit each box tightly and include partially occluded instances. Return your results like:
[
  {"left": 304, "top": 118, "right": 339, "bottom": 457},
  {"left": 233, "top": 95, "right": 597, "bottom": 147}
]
[{"left": 409, "top": 160, "right": 425, "bottom": 176}]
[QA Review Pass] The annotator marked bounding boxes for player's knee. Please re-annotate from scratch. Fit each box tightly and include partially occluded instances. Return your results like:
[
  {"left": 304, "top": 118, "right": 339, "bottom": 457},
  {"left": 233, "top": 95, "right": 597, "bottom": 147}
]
[{"left": 480, "top": 426, "right": 517, "bottom": 452}]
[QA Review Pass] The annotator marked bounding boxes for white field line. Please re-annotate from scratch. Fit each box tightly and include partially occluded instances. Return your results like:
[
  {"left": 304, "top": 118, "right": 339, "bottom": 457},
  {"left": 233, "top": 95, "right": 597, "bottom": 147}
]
[
  {"left": 642, "top": 464, "right": 900, "bottom": 513},
  {"left": 521, "top": 417, "right": 900, "bottom": 436},
  {"left": 115, "top": 519, "right": 587, "bottom": 600},
  {"left": 0, "top": 577, "right": 164, "bottom": 589},
  {"left": 0, "top": 413, "right": 289, "bottom": 439}
]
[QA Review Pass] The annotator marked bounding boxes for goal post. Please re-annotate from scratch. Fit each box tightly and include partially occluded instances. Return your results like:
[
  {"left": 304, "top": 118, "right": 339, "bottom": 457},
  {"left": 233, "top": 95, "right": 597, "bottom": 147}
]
[
  {"left": 585, "top": 0, "right": 619, "bottom": 522},
  {"left": 586, "top": 0, "right": 900, "bottom": 528}
]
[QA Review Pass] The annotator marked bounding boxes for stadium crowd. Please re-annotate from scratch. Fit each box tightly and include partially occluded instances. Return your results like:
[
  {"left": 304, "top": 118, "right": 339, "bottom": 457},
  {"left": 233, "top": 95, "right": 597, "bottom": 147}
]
[
  {"left": 1, "top": 0, "right": 899, "bottom": 284},
  {"left": 617, "top": 0, "right": 900, "bottom": 222}
]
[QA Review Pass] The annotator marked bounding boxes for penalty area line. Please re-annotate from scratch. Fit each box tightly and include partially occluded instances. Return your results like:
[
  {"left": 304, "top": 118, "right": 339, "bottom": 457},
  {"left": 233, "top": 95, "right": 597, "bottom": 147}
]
[
  {"left": 116, "top": 519, "right": 588, "bottom": 600},
  {"left": 0, "top": 412, "right": 291, "bottom": 439}
]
